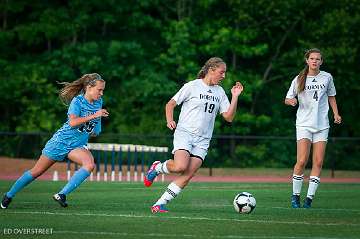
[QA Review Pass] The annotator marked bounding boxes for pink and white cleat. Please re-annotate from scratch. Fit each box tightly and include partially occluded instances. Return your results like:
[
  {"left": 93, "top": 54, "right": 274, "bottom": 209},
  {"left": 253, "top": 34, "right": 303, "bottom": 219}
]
[
  {"left": 151, "top": 204, "right": 169, "bottom": 213},
  {"left": 144, "top": 161, "right": 160, "bottom": 187}
]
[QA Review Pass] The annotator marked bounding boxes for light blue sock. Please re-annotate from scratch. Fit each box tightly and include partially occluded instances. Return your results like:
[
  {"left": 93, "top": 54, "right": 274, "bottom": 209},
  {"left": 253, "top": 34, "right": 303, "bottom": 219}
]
[
  {"left": 59, "top": 167, "right": 90, "bottom": 195},
  {"left": 6, "top": 170, "right": 35, "bottom": 198}
]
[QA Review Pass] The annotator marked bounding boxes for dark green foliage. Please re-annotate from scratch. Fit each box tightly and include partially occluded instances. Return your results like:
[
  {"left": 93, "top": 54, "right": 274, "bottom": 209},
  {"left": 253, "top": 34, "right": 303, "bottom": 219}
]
[{"left": 0, "top": 0, "right": 359, "bottom": 168}]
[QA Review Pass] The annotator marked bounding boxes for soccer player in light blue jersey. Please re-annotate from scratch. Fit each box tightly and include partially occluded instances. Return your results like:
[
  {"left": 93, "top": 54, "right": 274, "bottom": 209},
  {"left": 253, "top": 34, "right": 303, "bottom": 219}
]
[
  {"left": 285, "top": 49, "right": 341, "bottom": 208},
  {"left": 1, "top": 73, "right": 109, "bottom": 209},
  {"left": 144, "top": 57, "right": 243, "bottom": 213}
]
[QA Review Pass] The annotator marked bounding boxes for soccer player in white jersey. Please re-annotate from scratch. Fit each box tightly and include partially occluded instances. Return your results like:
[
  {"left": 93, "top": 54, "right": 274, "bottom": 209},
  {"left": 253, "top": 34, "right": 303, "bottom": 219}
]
[
  {"left": 144, "top": 57, "right": 243, "bottom": 213},
  {"left": 1, "top": 73, "right": 109, "bottom": 209},
  {"left": 285, "top": 48, "right": 341, "bottom": 208}
]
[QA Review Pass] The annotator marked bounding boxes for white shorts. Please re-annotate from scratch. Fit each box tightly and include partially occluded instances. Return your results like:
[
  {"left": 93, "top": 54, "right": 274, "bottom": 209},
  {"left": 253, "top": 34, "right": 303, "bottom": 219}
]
[
  {"left": 296, "top": 127, "right": 329, "bottom": 143},
  {"left": 172, "top": 129, "right": 210, "bottom": 161}
]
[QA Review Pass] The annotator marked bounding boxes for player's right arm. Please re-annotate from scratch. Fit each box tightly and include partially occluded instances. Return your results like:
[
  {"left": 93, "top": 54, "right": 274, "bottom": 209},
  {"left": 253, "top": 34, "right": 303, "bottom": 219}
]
[
  {"left": 166, "top": 82, "right": 191, "bottom": 130},
  {"left": 69, "top": 109, "right": 109, "bottom": 128},
  {"left": 284, "top": 78, "right": 298, "bottom": 107},
  {"left": 165, "top": 99, "right": 177, "bottom": 130},
  {"left": 284, "top": 98, "right": 297, "bottom": 106},
  {"left": 67, "top": 97, "right": 109, "bottom": 128}
]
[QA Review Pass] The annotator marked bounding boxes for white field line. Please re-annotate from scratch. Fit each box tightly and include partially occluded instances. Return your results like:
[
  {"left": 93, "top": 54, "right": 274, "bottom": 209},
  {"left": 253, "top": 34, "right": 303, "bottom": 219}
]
[
  {"left": 16, "top": 201, "right": 360, "bottom": 213},
  {"left": 53, "top": 230, "right": 348, "bottom": 239},
  {"left": 270, "top": 206, "right": 360, "bottom": 212},
  {"left": 5, "top": 211, "right": 360, "bottom": 227}
]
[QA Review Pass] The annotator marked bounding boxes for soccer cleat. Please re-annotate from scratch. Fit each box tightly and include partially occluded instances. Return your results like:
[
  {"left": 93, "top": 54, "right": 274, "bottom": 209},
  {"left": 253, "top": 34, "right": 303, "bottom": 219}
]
[
  {"left": 53, "top": 193, "right": 68, "bottom": 207},
  {"left": 303, "top": 197, "right": 313, "bottom": 208},
  {"left": 144, "top": 161, "right": 160, "bottom": 187},
  {"left": 1, "top": 194, "right": 12, "bottom": 209},
  {"left": 291, "top": 194, "right": 301, "bottom": 208},
  {"left": 151, "top": 204, "right": 169, "bottom": 213}
]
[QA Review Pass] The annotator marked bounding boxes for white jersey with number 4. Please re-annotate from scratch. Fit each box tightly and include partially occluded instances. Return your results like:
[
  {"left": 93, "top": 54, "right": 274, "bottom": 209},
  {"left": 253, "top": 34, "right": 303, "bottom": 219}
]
[
  {"left": 173, "top": 79, "right": 230, "bottom": 139},
  {"left": 286, "top": 71, "right": 336, "bottom": 132}
]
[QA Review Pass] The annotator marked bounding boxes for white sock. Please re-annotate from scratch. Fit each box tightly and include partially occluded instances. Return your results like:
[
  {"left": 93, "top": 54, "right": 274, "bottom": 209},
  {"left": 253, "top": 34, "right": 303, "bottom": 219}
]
[
  {"left": 154, "top": 182, "right": 182, "bottom": 206},
  {"left": 292, "top": 174, "right": 304, "bottom": 195},
  {"left": 307, "top": 176, "right": 320, "bottom": 199},
  {"left": 155, "top": 160, "right": 169, "bottom": 174}
]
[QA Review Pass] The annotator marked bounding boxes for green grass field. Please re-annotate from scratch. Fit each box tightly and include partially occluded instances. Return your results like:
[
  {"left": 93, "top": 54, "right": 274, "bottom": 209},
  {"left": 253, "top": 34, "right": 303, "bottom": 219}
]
[{"left": 1, "top": 180, "right": 360, "bottom": 239}]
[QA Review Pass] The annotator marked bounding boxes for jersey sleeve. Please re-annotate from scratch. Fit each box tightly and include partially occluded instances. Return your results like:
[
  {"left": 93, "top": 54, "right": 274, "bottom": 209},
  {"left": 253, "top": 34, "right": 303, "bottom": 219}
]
[
  {"left": 172, "top": 83, "right": 191, "bottom": 105},
  {"left": 286, "top": 77, "right": 298, "bottom": 99},
  {"left": 219, "top": 88, "right": 230, "bottom": 114},
  {"left": 327, "top": 74, "right": 336, "bottom": 96},
  {"left": 67, "top": 97, "right": 81, "bottom": 116}
]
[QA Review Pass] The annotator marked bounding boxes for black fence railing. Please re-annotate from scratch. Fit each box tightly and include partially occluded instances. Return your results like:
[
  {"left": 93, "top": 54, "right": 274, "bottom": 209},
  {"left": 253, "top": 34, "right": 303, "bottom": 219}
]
[{"left": 1, "top": 132, "right": 360, "bottom": 172}]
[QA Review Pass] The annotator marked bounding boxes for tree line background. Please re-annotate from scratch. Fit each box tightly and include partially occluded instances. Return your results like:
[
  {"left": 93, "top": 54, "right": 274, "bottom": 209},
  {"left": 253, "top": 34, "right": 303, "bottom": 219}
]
[{"left": 0, "top": 0, "right": 359, "bottom": 169}]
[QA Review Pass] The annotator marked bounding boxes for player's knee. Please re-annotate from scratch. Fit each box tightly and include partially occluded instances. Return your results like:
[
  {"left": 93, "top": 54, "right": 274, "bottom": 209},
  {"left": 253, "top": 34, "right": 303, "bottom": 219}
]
[
  {"left": 88, "top": 163, "right": 95, "bottom": 172},
  {"left": 30, "top": 168, "right": 44, "bottom": 178},
  {"left": 313, "top": 160, "right": 323, "bottom": 169},
  {"left": 173, "top": 164, "right": 187, "bottom": 173},
  {"left": 296, "top": 159, "right": 307, "bottom": 168},
  {"left": 30, "top": 171, "right": 40, "bottom": 178},
  {"left": 83, "top": 162, "right": 95, "bottom": 172}
]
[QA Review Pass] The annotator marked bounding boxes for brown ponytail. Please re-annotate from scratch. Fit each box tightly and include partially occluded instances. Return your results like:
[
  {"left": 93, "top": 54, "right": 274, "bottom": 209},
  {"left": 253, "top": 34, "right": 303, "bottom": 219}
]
[{"left": 58, "top": 73, "right": 104, "bottom": 105}]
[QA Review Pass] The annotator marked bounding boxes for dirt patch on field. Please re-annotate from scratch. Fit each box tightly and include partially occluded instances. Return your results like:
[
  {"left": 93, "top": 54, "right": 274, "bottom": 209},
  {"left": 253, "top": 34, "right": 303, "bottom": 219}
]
[
  {"left": 1, "top": 156, "right": 359, "bottom": 183},
  {"left": 0, "top": 157, "right": 68, "bottom": 180}
]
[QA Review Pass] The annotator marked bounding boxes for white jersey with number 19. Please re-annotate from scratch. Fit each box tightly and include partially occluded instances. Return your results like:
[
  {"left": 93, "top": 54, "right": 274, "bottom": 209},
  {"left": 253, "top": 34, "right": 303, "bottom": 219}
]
[
  {"left": 286, "top": 71, "right": 336, "bottom": 132},
  {"left": 173, "top": 79, "right": 230, "bottom": 139}
]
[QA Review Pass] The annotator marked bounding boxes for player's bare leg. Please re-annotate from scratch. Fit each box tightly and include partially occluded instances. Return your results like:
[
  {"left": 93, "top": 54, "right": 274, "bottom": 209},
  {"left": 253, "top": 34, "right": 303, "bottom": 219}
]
[
  {"left": 144, "top": 150, "right": 190, "bottom": 187},
  {"left": 304, "top": 141, "right": 327, "bottom": 208},
  {"left": 291, "top": 139, "right": 311, "bottom": 208},
  {"left": 151, "top": 156, "right": 202, "bottom": 213},
  {"left": 310, "top": 141, "right": 326, "bottom": 177},
  {"left": 30, "top": 155, "right": 56, "bottom": 177},
  {"left": 1, "top": 155, "right": 55, "bottom": 209},
  {"left": 294, "top": 139, "right": 311, "bottom": 175},
  {"left": 173, "top": 156, "right": 202, "bottom": 188},
  {"left": 53, "top": 148, "right": 94, "bottom": 207}
]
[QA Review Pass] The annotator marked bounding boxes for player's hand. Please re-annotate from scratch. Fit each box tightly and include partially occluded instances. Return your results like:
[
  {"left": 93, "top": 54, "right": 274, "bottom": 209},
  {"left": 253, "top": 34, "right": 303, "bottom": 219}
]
[
  {"left": 95, "top": 109, "right": 109, "bottom": 118},
  {"left": 231, "top": 81, "right": 243, "bottom": 97},
  {"left": 167, "top": 120, "right": 177, "bottom": 130},
  {"left": 334, "top": 114, "right": 342, "bottom": 124},
  {"left": 286, "top": 98, "right": 297, "bottom": 106}
]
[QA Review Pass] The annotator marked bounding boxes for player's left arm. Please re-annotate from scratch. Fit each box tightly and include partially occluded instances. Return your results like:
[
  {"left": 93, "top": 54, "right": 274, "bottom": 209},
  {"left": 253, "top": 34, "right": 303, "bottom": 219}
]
[
  {"left": 328, "top": 96, "right": 342, "bottom": 124},
  {"left": 222, "top": 82, "right": 243, "bottom": 122}
]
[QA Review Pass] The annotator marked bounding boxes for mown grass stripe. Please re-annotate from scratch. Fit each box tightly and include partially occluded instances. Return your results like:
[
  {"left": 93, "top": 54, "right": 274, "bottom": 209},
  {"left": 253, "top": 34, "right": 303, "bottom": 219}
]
[
  {"left": 6, "top": 211, "right": 360, "bottom": 227},
  {"left": 54, "top": 230, "right": 347, "bottom": 239}
]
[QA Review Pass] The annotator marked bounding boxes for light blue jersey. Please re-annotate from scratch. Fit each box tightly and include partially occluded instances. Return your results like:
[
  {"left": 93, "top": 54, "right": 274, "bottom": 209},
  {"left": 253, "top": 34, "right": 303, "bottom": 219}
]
[{"left": 42, "top": 94, "right": 103, "bottom": 161}]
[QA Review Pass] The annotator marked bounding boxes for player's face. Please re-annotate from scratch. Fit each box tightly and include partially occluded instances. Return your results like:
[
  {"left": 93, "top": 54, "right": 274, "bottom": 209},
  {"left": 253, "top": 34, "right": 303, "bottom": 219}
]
[
  {"left": 306, "top": 52, "right": 322, "bottom": 71},
  {"left": 210, "top": 64, "right": 226, "bottom": 85},
  {"left": 86, "top": 81, "right": 105, "bottom": 102}
]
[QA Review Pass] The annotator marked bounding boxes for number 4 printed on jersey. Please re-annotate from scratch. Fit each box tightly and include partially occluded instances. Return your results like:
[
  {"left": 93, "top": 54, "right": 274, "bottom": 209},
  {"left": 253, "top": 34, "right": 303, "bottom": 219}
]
[{"left": 313, "top": 91, "right": 318, "bottom": 101}]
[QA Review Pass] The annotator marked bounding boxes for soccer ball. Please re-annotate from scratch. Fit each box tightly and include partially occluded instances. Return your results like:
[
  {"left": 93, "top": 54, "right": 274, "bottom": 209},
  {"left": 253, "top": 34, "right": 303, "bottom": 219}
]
[{"left": 233, "top": 192, "right": 256, "bottom": 214}]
